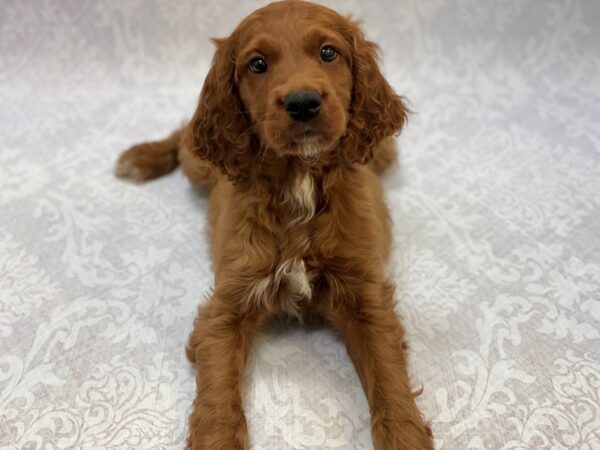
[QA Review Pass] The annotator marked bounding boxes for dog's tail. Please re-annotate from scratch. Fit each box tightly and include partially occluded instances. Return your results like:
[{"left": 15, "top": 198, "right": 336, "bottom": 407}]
[{"left": 115, "top": 127, "right": 183, "bottom": 182}]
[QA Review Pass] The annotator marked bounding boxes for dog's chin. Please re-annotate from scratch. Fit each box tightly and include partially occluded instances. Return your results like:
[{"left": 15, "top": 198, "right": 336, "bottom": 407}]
[
  {"left": 278, "top": 130, "right": 342, "bottom": 160},
  {"left": 261, "top": 118, "right": 345, "bottom": 160},
  {"left": 290, "top": 132, "right": 324, "bottom": 155},
  {"left": 276, "top": 140, "right": 321, "bottom": 164}
]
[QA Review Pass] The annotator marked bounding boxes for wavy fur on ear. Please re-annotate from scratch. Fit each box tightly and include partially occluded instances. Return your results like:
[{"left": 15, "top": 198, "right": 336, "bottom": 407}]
[
  {"left": 184, "top": 38, "right": 255, "bottom": 182},
  {"left": 340, "top": 21, "right": 409, "bottom": 165}
]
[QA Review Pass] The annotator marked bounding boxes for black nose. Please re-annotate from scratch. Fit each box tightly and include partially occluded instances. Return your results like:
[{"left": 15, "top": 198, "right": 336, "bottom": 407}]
[{"left": 284, "top": 90, "right": 321, "bottom": 122}]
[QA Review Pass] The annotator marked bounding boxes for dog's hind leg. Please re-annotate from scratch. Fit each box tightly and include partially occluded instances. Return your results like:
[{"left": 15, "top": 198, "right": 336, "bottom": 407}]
[
  {"left": 115, "top": 128, "right": 182, "bottom": 182},
  {"left": 115, "top": 125, "right": 220, "bottom": 188},
  {"left": 368, "top": 137, "right": 398, "bottom": 174},
  {"left": 179, "top": 136, "right": 220, "bottom": 189}
]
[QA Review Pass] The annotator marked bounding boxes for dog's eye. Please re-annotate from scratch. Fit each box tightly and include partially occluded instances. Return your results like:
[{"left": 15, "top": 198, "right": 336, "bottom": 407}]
[
  {"left": 249, "top": 57, "right": 268, "bottom": 74},
  {"left": 320, "top": 46, "right": 338, "bottom": 63}
]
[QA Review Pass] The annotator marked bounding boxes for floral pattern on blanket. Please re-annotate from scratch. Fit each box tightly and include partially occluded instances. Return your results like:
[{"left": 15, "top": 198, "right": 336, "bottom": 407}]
[{"left": 1, "top": 0, "right": 599, "bottom": 448}]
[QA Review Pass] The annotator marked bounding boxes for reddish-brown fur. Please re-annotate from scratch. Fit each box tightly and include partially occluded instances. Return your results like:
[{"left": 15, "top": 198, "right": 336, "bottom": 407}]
[{"left": 116, "top": 1, "right": 433, "bottom": 449}]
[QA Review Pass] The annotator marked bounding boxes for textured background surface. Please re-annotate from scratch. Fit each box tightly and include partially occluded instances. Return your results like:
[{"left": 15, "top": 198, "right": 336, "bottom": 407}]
[{"left": 1, "top": 1, "right": 600, "bottom": 449}]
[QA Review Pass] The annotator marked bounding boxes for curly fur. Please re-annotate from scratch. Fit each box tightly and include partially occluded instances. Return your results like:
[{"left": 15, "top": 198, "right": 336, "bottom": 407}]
[{"left": 116, "top": 1, "right": 433, "bottom": 449}]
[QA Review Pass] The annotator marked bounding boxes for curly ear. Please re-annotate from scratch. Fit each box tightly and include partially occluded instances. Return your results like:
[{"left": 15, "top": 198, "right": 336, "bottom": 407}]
[
  {"left": 341, "top": 24, "right": 409, "bottom": 164},
  {"left": 184, "top": 38, "right": 253, "bottom": 182}
]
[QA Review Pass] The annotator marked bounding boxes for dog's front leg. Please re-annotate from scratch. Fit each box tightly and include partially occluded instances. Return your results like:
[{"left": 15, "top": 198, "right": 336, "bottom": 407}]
[
  {"left": 186, "top": 294, "right": 266, "bottom": 450},
  {"left": 325, "top": 281, "right": 434, "bottom": 450}
]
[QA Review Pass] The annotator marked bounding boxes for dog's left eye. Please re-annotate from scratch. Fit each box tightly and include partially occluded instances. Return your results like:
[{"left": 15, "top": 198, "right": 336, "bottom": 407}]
[{"left": 320, "top": 46, "right": 338, "bottom": 63}]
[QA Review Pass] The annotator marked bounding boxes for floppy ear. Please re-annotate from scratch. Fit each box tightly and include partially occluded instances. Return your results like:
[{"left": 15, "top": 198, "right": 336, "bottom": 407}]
[
  {"left": 341, "top": 23, "right": 409, "bottom": 164},
  {"left": 184, "top": 38, "right": 254, "bottom": 182}
]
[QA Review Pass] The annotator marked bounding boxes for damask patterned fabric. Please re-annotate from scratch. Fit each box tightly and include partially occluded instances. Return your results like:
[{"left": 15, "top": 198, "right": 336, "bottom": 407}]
[{"left": 1, "top": 1, "right": 599, "bottom": 449}]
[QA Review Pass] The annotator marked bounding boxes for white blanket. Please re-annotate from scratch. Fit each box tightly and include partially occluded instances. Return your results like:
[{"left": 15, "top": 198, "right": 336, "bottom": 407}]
[{"left": 1, "top": 1, "right": 599, "bottom": 448}]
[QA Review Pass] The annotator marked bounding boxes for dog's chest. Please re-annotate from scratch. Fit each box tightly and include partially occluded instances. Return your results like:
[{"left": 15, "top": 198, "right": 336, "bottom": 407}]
[{"left": 276, "top": 171, "right": 318, "bottom": 317}]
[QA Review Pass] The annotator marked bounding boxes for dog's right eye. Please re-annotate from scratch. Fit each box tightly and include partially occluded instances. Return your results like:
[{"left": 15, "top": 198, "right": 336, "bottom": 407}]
[
  {"left": 320, "top": 46, "right": 338, "bottom": 63},
  {"left": 249, "top": 57, "right": 268, "bottom": 74}
]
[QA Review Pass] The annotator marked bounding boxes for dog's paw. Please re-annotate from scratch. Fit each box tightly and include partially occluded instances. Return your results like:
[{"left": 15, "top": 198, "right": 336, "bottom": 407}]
[
  {"left": 115, "top": 147, "right": 145, "bottom": 181},
  {"left": 114, "top": 143, "right": 176, "bottom": 182}
]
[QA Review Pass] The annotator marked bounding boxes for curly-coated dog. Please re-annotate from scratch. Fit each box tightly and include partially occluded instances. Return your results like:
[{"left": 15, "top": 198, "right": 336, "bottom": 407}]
[{"left": 116, "top": 1, "right": 433, "bottom": 449}]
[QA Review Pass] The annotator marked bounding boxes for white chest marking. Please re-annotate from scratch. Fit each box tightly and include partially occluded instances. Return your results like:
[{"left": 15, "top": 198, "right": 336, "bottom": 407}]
[
  {"left": 276, "top": 259, "right": 313, "bottom": 318},
  {"left": 248, "top": 169, "right": 315, "bottom": 315},
  {"left": 285, "top": 171, "right": 315, "bottom": 226},
  {"left": 246, "top": 259, "right": 313, "bottom": 318}
]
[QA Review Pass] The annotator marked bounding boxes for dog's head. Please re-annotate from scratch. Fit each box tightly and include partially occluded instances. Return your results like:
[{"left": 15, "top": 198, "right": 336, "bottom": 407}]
[{"left": 186, "top": 0, "right": 408, "bottom": 181}]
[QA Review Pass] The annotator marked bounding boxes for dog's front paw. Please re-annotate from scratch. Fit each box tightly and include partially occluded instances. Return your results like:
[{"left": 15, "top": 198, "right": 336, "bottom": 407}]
[
  {"left": 187, "top": 426, "right": 249, "bottom": 450},
  {"left": 371, "top": 416, "right": 434, "bottom": 450}
]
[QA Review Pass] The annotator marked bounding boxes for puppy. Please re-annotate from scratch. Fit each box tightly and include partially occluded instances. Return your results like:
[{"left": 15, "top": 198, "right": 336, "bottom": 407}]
[{"left": 116, "top": 1, "right": 434, "bottom": 449}]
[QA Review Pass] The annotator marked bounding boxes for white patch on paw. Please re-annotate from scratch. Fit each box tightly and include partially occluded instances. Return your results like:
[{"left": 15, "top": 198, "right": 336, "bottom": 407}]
[{"left": 114, "top": 156, "right": 140, "bottom": 179}]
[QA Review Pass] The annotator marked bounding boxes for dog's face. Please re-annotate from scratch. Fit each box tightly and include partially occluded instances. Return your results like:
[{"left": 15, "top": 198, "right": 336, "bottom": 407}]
[
  {"left": 235, "top": 6, "right": 353, "bottom": 158},
  {"left": 187, "top": 0, "right": 408, "bottom": 180}
]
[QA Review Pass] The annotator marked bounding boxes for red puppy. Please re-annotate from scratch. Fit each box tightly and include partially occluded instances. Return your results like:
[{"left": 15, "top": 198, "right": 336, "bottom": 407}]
[{"left": 116, "top": 1, "right": 433, "bottom": 449}]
